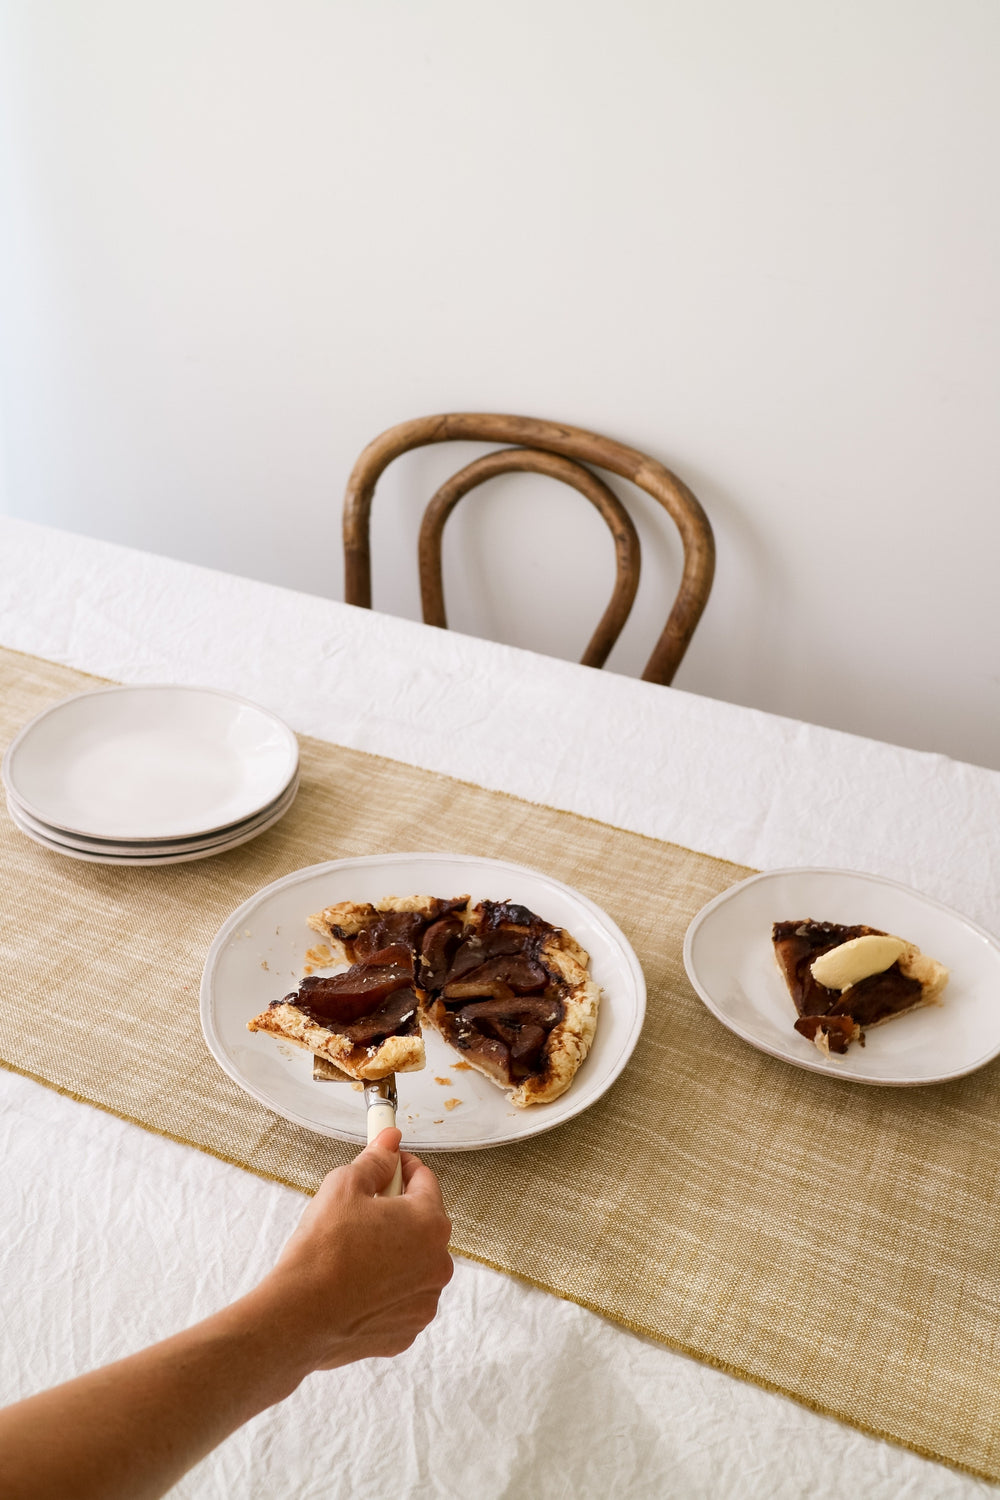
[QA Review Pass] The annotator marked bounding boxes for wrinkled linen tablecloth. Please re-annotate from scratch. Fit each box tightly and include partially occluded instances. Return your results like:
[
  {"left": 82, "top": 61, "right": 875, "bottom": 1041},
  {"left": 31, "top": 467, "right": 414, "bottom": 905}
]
[{"left": 1, "top": 516, "right": 998, "bottom": 1499}]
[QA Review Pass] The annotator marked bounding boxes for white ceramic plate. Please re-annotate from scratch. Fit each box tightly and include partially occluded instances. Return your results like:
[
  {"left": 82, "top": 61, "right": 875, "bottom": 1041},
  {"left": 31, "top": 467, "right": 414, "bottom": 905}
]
[
  {"left": 2, "top": 685, "right": 299, "bottom": 840},
  {"left": 684, "top": 867, "right": 1000, "bottom": 1086},
  {"left": 200, "top": 852, "right": 646, "bottom": 1150},
  {"left": 6, "top": 775, "right": 299, "bottom": 855},
  {"left": 5, "top": 780, "right": 298, "bottom": 866}
]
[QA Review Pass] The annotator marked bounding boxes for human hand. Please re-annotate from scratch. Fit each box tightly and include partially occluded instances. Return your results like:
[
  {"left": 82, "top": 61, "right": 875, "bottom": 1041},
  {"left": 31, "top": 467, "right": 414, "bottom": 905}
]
[{"left": 254, "top": 1129, "right": 454, "bottom": 1373}]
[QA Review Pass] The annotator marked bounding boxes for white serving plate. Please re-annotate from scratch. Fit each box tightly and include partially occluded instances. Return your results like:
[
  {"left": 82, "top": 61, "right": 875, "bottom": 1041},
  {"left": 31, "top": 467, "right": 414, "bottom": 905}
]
[
  {"left": 200, "top": 852, "right": 646, "bottom": 1151},
  {"left": 6, "top": 775, "right": 299, "bottom": 855},
  {"left": 2, "top": 685, "right": 299, "bottom": 840},
  {"left": 5, "top": 780, "right": 298, "bottom": 865},
  {"left": 684, "top": 867, "right": 1000, "bottom": 1086}
]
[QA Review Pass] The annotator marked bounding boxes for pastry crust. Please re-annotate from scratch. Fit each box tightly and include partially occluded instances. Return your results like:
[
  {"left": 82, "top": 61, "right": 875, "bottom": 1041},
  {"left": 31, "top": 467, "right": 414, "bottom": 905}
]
[
  {"left": 246, "top": 1004, "right": 424, "bottom": 1080},
  {"left": 895, "top": 946, "right": 949, "bottom": 1007}
]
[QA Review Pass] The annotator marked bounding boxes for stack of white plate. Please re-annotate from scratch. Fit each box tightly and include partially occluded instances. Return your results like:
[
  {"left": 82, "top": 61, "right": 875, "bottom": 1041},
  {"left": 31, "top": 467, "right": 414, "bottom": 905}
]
[{"left": 2, "top": 684, "right": 300, "bottom": 866}]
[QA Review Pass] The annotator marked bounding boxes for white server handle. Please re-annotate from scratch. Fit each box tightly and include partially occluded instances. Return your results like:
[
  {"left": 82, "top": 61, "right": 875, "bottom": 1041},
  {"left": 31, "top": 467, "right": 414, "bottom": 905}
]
[{"left": 366, "top": 1098, "right": 403, "bottom": 1197}]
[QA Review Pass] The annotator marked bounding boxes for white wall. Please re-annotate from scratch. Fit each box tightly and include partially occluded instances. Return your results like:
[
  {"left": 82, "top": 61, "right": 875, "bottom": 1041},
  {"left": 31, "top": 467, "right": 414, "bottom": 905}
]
[{"left": 1, "top": 0, "right": 998, "bottom": 769}]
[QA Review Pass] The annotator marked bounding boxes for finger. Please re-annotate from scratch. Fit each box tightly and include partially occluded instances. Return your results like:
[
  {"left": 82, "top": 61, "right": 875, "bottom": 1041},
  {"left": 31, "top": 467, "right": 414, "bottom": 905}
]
[
  {"left": 398, "top": 1149, "right": 422, "bottom": 1182},
  {"left": 350, "top": 1127, "right": 402, "bottom": 1195},
  {"left": 302, "top": 1160, "right": 353, "bottom": 1214},
  {"left": 400, "top": 1154, "right": 447, "bottom": 1210},
  {"left": 398, "top": 1150, "right": 427, "bottom": 1186},
  {"left": 372, "top": 1125, "right": 402, "bottom": 1153}
]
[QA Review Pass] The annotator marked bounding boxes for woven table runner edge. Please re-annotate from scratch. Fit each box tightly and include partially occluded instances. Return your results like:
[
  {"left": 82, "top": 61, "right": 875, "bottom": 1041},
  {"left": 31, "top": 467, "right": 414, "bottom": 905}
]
[
  {"left": 0, "top": 643, "right": 114, "bottom": 689},
  {"left": 0, "top": 644, "right": 755, "bottom": 879},
  {"left": 414, "top": 1244, "right": 994, "bottom": 1484},
  {"left": 346, "top": 751, "right": 756, "bottom": 876},
  {"left": 0, "top": 1054, "right": 314, "bottom": 1197}
]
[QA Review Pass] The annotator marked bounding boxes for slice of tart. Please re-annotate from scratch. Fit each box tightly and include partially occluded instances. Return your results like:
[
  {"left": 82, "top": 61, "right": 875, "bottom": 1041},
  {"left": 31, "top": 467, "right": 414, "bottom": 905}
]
[
  {"left": 246, "top": 895, "right": 468, "bottom": 1081},
  {"left": 772, "top": 919, "right": 948, "bottom": 1056},
  {"left": 247, "top": 954, "right": 426, "bottom": 1081},
  {"left": 419, "top": 898, "right": 600, "bottom": 1107}
]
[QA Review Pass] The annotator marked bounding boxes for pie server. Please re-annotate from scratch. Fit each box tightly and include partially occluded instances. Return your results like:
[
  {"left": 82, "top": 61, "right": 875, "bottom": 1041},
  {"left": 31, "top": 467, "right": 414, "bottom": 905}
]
[{"left": 312, "top": 1057, "right": 403, "bottom": 1197}]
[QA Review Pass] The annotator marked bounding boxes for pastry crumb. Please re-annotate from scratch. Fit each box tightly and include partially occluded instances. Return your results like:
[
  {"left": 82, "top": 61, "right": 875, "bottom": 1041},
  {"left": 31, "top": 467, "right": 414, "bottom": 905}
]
[
  {"left": 433, "top": 1119, "right": 444, "bottom": 1125},
  {"left": 304, "top": 944, "right": 333, "bottom": 968},
  {"left": 434, "top": 1076, "right": 452, "bottom": 1086},
  {"left": 260, "top": 959, "right": 269, "bottom": 971},
  {"left": 444, "top": 1098, "right": 462, "bottom": 1111},
  {"left": 451, "top": 1061, "right": 472, "bottom": 1071}
]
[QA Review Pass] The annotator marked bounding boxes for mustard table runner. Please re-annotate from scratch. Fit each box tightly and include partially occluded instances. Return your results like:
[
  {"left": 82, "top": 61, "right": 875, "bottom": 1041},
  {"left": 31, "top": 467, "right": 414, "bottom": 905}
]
[{"left": 2, "top": 647, "right": 999, "bottom": 1481}]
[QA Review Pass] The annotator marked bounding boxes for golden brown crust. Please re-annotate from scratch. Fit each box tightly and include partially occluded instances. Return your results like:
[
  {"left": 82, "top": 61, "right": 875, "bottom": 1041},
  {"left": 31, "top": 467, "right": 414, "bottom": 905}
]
[
  {"left": 897, "top": 946, "right": 949, "bottom": 1004},
  {"left": 510, "top": 928, "right": 599, "bottom": 1105},
  {"left": 246, "top": 1002, "right": 425, "bottom": 1080},
  {"left": 510, "top": 972, "right": 601, "bottom": 1107}
]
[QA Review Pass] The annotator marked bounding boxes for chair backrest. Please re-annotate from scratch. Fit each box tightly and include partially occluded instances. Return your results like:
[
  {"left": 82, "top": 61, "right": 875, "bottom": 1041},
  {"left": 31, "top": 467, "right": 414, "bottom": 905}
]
[{"left": 342, "top": 413, "right": 715, "bottom": 686}]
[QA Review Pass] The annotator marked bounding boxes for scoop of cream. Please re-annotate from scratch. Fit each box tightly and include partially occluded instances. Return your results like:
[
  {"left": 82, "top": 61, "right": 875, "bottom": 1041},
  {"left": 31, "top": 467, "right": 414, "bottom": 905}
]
[{"left": 810, "top": 933, "right": 908, "bottom": 991}]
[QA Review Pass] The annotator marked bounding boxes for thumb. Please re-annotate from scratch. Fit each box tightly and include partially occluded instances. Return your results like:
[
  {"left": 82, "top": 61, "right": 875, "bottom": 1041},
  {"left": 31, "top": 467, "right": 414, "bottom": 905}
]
[{"left": 350, "top": 1127, "right": 402, "bottom": 1196}]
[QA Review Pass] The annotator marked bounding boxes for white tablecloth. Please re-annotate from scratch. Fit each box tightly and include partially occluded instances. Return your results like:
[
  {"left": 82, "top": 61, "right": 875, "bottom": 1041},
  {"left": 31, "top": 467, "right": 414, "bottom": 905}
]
[{"left": 1, "top": 516, "right": 996, "bottom": 1498}]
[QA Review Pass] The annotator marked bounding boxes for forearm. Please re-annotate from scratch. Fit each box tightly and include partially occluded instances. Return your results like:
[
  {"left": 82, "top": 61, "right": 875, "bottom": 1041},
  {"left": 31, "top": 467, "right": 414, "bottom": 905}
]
[{"left": 0, "top": 1282, "right": 312, "bottom": 1500}]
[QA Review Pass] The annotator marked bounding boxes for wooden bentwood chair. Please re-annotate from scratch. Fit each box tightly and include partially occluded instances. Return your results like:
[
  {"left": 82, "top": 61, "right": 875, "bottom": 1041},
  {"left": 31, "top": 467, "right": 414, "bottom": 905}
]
[{"left": 343, "top": 413, "right": 715, "bottom": 687}]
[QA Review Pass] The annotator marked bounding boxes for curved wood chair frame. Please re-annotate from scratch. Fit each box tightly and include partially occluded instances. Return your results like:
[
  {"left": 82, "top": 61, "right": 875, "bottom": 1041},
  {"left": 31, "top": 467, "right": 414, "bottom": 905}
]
[
  {"left": 343, "top": 413, "right": 715, "bottom": 685},
  {"left": 419, "top": 447, "right": 640, "bottom": 671}
]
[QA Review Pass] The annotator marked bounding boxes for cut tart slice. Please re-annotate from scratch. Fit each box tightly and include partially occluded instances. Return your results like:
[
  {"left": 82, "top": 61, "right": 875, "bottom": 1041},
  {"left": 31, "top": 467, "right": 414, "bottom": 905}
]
[
  {"left": 246, "top": 895, "right": 467, "bottom": 1081},
  {"left": 246, "top": 956, "right": 425, "bottom": 1081},
  {"left": 771, "top": 919, "right": 949, "bottom": 1055},
  {"left": 419, "top": 899, "right": 600, "bottom": 1107}
]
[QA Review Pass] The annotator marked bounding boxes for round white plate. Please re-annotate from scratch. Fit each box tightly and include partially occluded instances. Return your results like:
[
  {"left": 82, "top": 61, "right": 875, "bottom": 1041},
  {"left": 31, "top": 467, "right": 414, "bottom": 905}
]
[
  {"left": 7, "top": 774, "right": 300, "bottom": 855},
  {"left": 6, "top": 781, "right": 298, "bottom": 866},
  {"left": 200, "top": 852, "right": 646, "bottom": 1150},
  {"left": 2, "top": 685, "right": 299, "bottom": 840},
  {"left": 684, "top": 866, "right": 1000, "bottom": 1086}
]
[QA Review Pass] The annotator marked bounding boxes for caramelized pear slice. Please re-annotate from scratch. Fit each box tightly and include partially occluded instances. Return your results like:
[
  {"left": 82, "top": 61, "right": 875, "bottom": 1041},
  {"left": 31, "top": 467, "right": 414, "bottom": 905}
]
[
  {"left": 442, "top": 955, "right": 548, "bottom": 1000},
  {"left": 290, "top": 963, "right": 412, "bottom": 1026}
]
